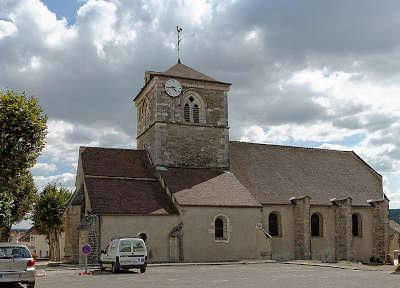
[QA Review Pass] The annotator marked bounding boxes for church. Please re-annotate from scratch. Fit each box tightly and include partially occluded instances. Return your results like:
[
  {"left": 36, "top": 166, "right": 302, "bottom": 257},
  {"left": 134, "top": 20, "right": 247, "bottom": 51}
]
[{"left": 64, "top": 62, "right": 389, "bottom": 264}]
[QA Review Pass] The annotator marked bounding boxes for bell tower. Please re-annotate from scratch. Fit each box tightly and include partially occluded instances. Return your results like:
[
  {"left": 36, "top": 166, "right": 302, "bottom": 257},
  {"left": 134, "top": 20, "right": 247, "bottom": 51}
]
[{"left": 134, "top": 63, "right": 231, "bottom": 169}]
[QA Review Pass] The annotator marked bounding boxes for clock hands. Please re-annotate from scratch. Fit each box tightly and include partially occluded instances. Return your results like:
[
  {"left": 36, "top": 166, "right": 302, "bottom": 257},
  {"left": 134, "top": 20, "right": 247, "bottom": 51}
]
[{"left": 166, "top": 86, "right": 179, "bottom": 93}]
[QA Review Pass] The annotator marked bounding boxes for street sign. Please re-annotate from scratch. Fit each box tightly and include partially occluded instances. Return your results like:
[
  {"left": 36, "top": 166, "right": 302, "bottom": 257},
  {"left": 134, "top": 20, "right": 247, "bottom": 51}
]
[{"left": 82, "top": 244, "right": 91, "bottom": 255}]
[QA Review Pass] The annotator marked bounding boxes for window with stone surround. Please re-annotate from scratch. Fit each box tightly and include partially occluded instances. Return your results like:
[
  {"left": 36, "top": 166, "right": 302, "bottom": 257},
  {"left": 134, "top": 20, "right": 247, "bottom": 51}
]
[
  {"left": 352, "top": 213, "right": 362, "bottom": 237},
  {"left": 140, "top": 97, "right": 151, "bottom": 132},
  {"left": 268, "top": 212, "right": 281, "bottom": 237},
  {"left": 184, "top": 103, "right": 190, "bottom": 122},
  {"left": 214, "top": 214, "right": 229, "bottom": 242},
  {"left": 311, "top": 213, "right": 323, "bottom": 237},
  {"left": 181, "top": 92, "right": 206, "bottom": 124}
]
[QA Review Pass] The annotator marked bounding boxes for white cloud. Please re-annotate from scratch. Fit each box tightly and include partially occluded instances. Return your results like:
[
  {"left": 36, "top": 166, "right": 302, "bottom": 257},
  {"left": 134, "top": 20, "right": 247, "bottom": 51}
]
[
  {"left": 0, "top": 19, "right": 17, "bottom": 39},
  {"left": 31, "top": 162, "right": 57, "bottom": 175},
  {"left": 33, "top": 173, "right": 76, "bottom": 191}
]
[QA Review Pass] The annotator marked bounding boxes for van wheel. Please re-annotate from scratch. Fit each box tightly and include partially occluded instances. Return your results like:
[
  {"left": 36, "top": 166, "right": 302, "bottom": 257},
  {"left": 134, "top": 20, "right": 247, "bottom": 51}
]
[
  {"left": 140, "top": 267, "right": 146, "bottom": 273},
  {"left": 112, "top": 260, "right": 120, "bottom": 273},
  {"left": 27, "top": 282, "right": 35, "bottom": 288}
]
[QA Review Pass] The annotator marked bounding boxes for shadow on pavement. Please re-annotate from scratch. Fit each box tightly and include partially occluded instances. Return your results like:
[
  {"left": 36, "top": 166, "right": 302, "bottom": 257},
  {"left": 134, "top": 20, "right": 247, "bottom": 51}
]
[
  {"left": 91, "top": 269, "right": 139, "bottom": 276},
  {"left": 0, "top": 283, "right": 25, "bottom": 288}
]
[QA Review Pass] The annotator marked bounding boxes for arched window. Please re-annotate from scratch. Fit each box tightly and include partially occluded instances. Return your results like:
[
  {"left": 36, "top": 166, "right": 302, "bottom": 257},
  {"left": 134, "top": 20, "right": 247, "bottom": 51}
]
[
  {"left": 352, "top": 214, "right": 362, "bottom": 237},
  {"left": 268, "top": 212, "right": 281, "bottom": 237},
  {"left": 141, "top": 98, "right": 151, "bottom": 129},
  {"left": 193, "top": 104, "right": 199, "bottom": 123},
  {"left": 215, "top": 217, "right": 224, "bottom": 240},
  {"left": 181, "top": 92, "right": 205, "bottom": 124},
  {"left": 311, "top": 213, "right": 323, "bottom": 237},
  {"left": 184, "top": 103, "right": 190, "bottom": 122}
]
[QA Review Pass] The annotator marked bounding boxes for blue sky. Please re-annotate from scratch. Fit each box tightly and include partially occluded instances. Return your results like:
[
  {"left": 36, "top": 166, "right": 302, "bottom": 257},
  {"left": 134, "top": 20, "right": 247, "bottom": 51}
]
[
  {"left": 1, "top": 0, "right": 400, "bottom": 229},
  {"left": 41, "top": 0, "right": 83, "bottom": 23}
]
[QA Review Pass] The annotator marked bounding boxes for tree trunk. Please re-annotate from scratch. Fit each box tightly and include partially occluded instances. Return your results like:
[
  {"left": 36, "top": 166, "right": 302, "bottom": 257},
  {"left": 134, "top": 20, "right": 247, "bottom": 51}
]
[
  {"left": 47, "top": 233, "right": 54, "bottom": 261},
  {"left": 54, "top": 232, "right": 60, "bottom": 261},
  {"left": 0, "top": 226, "right": 11, "bottom": 242}
]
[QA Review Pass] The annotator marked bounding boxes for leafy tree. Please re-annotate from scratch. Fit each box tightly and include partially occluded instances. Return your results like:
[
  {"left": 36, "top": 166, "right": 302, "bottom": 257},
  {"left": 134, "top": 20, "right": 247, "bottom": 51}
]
[
  {"left": 0, "top": 172, "right": 37, "bottom": 241},
  {"left": 0, "top": 187, "right": 13, "bottom": 241},
  {"left": 32, "top": 184, "right": 71, "bottom": 261},
  {"left": 0, "top": 90, "right": 47, "bottom": 241},
  {"left": 0, "top": 90, "right": 47, "bottom": 182}
]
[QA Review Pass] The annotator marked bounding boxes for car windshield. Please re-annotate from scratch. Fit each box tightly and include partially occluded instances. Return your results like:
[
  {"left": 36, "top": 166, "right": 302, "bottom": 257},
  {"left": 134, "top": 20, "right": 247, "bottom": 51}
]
[{"left": 0, "top": 246, "right": 31, "bottom": 259}]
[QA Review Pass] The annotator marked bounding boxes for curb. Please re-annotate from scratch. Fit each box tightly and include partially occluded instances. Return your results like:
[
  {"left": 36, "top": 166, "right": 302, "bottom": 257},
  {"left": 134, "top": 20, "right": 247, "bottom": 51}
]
[
  {"left": 281, "top": 261, "right": 389, "bottom": 272},
  {"left": 38, "top": 260, "right": 275, "bottom": 270}
]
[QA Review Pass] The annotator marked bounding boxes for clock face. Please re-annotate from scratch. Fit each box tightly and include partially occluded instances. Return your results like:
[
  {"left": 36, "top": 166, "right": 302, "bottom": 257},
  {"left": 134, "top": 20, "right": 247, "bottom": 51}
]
[{"left": 165, "top": 79, "right": 182, "bottom": 97}]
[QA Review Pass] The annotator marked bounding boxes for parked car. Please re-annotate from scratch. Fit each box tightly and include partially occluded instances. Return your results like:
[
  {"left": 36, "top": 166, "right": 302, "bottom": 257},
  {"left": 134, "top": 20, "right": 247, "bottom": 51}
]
[
  {"left": 99, "top": 237, "right": 147, "bottom": 273},
  {"left": 0, "top": 242, "right": 36, "bottom": 288}
]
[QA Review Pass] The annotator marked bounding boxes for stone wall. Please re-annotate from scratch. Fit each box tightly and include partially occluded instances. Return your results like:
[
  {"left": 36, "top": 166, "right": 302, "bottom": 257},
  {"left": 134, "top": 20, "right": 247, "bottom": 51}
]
[
  {"left": 291, "top": 197, "right": 311, "bottom": 260},
  {"left": 136, "top": 76, "right": 230, "bottom": 169},
  {"left": 139, "top": 122, "right": 229, "bottom": 168},
  {"left": 370, "top": 199, "right": 389, "bottom": 262},
  {"left": 332, "top": 198, "right": 353, "bottom": 261},
  {"left": 87, "top": 214, "right": 100, "bottom": 264},
  {"left": 63, "top": 205, "right": 81, "bottom": 263}
]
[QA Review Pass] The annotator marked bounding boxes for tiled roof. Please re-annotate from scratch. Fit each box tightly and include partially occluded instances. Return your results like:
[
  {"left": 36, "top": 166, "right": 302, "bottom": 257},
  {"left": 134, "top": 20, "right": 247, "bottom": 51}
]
[
  {"left": 389, "top": 220, "right": 400, "bottom": 234},
  {"left": 79, "top": 147, "right": 177, "bottom": 215},
  {"left": 230, "top": 141, "right": 383, "bottom": 206},
  {"left": 163, "top": 63, "right": 218, "bottom": 82},
  {"left": 159, "top": 167, "right": 261, "bottom": 207},
  {"left": 80, "top": 147, "right": 154, "bottom": 178},
  {"left": 70, "top": 185, "right": 84, "bottom": 205},
  {"left": 85, "top": 177, "right": 177, "bottom": 215}
]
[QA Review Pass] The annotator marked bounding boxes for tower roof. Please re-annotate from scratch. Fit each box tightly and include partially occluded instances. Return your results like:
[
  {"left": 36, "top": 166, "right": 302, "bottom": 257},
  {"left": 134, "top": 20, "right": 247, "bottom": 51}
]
[
  {"left": 134, "top": 63, "right": 230, "bottom": 101},
  {"left": 163, "top": 63, "right": 218, "bottom": 82}
]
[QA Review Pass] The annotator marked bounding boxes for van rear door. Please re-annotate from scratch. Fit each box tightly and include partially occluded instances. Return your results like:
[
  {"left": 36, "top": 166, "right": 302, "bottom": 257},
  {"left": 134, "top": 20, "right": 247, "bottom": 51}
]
[{"left": 132, "top": 240, "right": 146, "bottom": 265}]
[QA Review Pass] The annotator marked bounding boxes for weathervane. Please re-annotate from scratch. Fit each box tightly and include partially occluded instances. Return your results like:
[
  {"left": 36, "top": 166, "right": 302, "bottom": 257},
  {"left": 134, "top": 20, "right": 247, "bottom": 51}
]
[{"left": 177, "top": 26, "right": 183, "bottom": 63}]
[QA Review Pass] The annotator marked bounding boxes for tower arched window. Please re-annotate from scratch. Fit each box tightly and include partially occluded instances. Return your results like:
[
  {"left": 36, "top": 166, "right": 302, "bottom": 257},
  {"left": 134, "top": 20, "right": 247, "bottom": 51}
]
[
  {"left": 141, "top": 98, "right": 151, "bottom": 130},
  {"left": 184, "top": 103, "right": 190, "bottom": 122},
  {"left": 352, "top": 213, "right": 362, "bottom": 237},
  {"left": 193, "top": 104, "right": 199, "bottom": 123},
  {"left": 181, "top": 93, "right": 205, "bottom": 124},
  {"left": 268, "top": 212, "right": 281, "bottom": 237},
  {"left": 311, "top": 213, "right": 323, "bottom": 237}
]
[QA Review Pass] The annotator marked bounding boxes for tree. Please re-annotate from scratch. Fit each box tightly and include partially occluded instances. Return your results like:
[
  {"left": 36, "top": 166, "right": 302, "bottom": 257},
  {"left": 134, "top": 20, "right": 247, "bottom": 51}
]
[
  {"left": 0, "top": 90, "right": 47, "bottom": 182},
  {"left": 32, "top": 184, "right": 71, "bottom": 261},
  {"left": 0, "top": 172, "right": 37, "bottom": 241},
  {"left": 0, "top": 187, "right": 13, "bottom": 241},
  {"left": 0, "top": 90, "right": 47, "bottom": 241}
]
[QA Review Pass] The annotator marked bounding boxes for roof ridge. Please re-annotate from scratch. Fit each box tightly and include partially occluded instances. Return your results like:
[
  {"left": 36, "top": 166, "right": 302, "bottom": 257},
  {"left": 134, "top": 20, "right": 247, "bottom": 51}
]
[
  {"left": 229, "top": 140, "right": 352, "bottom": 153},
  {"left": 80, "top": 146, "right": 142, "bottom": 152},
  {"left": 164, "top": 63, "right": 217, "bottom": 81}
]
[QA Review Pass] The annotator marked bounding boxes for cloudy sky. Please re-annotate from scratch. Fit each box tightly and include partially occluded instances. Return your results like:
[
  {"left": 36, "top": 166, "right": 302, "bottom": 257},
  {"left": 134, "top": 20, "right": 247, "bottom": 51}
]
[{"left": 1, "top": 0, "right": 400, "bottom": 218}]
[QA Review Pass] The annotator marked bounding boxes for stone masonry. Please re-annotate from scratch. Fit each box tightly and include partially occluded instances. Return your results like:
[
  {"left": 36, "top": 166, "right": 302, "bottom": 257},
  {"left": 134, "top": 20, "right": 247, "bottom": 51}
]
[
  {"left": 63, "top": 205, "right": 81, "bottom": 263},
  {"left": 332, "top": 198, "right": 353, "bottom": 261},
  {"left": 136, "top": 74, "right": 230, "bottom": 169},
  {"left": 370, "top": 199, "right": 389, "bottom": 262},
  {"left": 291, "top": 196, "right": 311, "bottom": 260}
]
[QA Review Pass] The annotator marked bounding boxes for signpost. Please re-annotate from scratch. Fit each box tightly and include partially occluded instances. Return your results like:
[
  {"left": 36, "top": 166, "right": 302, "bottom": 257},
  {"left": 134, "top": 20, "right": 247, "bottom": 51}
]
[{"left": 81, "top": 244, "right": 91, "bottom": 275}]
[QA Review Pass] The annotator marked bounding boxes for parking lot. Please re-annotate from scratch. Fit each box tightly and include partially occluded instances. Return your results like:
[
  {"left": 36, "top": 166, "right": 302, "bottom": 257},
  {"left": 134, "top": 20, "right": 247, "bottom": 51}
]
[{"left": 10, "top": 263, "right": 395, "bottom": 288}]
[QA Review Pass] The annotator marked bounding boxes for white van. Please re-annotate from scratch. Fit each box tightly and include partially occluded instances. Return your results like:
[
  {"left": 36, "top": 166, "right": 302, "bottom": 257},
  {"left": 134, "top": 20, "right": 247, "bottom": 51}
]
[{"left": 99, "top": 237, "right": 147, "bottom": 273}]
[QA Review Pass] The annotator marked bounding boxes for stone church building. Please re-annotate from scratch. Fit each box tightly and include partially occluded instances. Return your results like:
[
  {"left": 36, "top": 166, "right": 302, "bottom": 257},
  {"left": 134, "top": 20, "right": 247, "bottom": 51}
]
[{"left": 64, "top": 63, "right": 389, "bottom": 264}]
